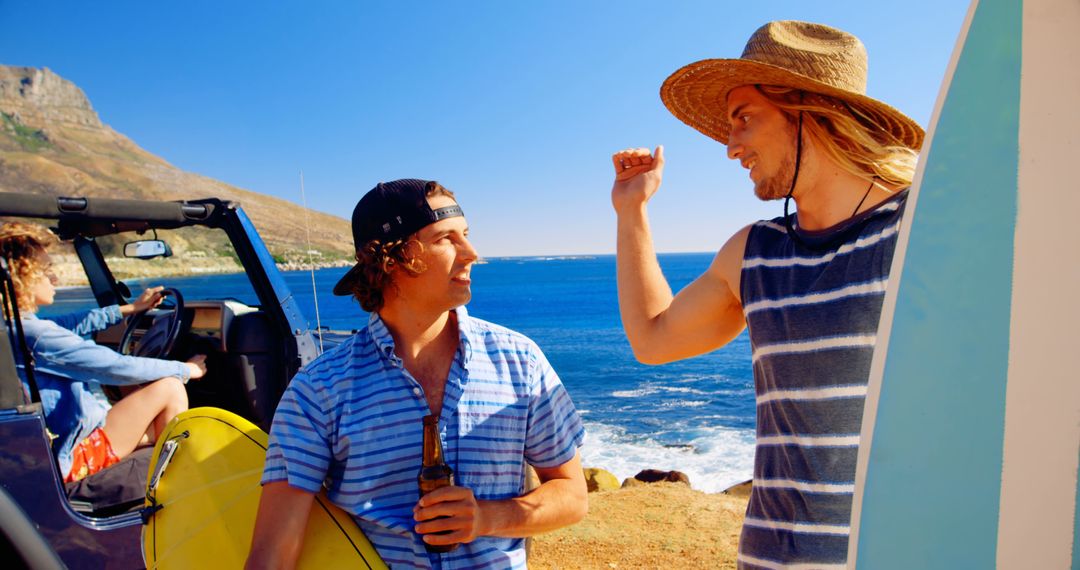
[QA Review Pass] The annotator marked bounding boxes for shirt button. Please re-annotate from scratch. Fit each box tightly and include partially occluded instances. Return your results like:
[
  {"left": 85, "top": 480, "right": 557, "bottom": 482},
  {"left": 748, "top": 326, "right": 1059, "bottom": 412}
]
[{"left": 413, "top": 388, "right": 422, "bottom": 396}]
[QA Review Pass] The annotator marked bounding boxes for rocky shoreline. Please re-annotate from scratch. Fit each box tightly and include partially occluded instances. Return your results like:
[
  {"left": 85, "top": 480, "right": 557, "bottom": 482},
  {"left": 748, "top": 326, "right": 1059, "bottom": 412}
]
[
  {"left": 524, "top": 467, "right": 750, "bottom": 568},
  {"left": 532, "top": 482, "right": 748, "bottom": 569},
  {"left": 51, "top": 253, "right": 353, "bottom": 288}
]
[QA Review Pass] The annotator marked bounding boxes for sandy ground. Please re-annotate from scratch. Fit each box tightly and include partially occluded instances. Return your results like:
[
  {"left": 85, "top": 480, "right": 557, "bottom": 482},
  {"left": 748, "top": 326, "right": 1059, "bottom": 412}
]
[{"left": 530, "top": 483, "right": 748, "bottom": 569}]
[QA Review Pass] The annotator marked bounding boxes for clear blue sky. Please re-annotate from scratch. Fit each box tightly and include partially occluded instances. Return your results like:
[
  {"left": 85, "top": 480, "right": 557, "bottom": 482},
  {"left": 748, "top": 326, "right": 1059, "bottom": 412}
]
[{"left": 1, "top": 0, "right": 970, "bottom": 257}]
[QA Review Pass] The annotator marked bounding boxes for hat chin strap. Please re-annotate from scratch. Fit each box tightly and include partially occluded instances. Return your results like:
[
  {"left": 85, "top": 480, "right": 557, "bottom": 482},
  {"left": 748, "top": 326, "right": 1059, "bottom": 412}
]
[
  {"left": 781, "top": 107, "right": 879, "bottom": 251},
  {"left": 783, "top": 105, "right": 810, "bottom": 249}
]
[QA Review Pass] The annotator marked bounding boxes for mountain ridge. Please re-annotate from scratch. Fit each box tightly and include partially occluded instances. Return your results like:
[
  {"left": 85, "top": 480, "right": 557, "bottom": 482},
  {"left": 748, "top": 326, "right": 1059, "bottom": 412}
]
[{"left": 0, "top": 64, "right": 354, "bottom": 265}]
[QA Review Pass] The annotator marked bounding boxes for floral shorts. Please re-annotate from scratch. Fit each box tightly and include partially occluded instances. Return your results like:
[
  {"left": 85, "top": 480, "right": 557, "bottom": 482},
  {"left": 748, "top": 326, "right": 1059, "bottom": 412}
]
[{"left": 65, "top": 427, "right": 120, "bottom": 483}]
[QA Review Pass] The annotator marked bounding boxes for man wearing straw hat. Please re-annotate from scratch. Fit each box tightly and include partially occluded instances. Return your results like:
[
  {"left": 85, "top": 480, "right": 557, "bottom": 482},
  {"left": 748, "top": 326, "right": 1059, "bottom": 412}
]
[{"left": 610, "top": 21, "right": 923, "bottom": 568}]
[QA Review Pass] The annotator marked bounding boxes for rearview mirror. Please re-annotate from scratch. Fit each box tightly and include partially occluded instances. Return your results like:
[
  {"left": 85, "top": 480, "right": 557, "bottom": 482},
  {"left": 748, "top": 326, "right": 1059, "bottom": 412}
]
[{"left": 123, "top": 240, "right": 172, "bottom": 259}]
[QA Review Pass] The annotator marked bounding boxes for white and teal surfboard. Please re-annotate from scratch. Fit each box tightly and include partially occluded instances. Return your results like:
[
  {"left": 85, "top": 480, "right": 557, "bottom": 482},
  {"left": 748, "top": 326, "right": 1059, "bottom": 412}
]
[{"left": 849, "top": 0, "right": 1080, "bottom": 568}]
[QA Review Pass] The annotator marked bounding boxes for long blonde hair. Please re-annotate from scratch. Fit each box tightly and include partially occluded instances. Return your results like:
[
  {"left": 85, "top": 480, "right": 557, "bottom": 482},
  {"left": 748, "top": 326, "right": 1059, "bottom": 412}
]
[
  {"left": 0, "top": 222, "right": 59, "bottom": 312},
  {"left": 758, "top": 85, "right": 918, "bottom": 187}
]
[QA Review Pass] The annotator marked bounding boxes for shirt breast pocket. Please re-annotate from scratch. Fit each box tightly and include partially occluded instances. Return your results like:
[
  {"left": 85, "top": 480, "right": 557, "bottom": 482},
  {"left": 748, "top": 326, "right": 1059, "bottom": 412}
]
[{"left": 455, "top": 409, "right": 527, "bottom": 501}]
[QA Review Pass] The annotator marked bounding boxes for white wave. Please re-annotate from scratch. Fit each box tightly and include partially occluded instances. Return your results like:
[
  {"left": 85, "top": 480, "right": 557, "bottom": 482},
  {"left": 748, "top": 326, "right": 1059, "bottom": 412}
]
[
  {"left": 656, "top": 400, "right": 709, "bottom": 409},
  {"left": 611, "top": 387, "right": 658, "bottom": 398},
  {"left": 658, "top": 386, "right": 710, "bottom": 395},
  {"left": 579, "top": 421, "right": 755, "bottom": 494},
  {"left": 671, "top": 374, "right": 732, "bottom": 384},
  {"left": 684, "top": 414, "right": 749, "bottom": 422},
  {"left": 611, "top": 384, "right": 712, "bottom": 399}
]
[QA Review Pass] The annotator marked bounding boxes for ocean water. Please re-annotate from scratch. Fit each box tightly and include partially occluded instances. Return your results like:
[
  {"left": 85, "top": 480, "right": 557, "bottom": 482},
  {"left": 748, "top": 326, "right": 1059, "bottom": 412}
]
[{"left": 48, "top": 253, "right": 756, "bottom": 492}]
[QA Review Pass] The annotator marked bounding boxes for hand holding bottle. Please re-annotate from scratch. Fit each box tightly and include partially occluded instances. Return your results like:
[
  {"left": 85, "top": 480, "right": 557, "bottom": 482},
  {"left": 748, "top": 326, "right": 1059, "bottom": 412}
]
[{"left": 413, "top": 485, "right": 485, "bottom": 549}]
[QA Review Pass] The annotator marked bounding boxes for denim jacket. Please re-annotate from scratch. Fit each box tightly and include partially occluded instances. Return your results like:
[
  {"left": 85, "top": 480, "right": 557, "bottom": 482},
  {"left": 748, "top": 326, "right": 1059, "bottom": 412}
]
[{"left": 19, "top": 306, "right": 189, "bottom": 476}]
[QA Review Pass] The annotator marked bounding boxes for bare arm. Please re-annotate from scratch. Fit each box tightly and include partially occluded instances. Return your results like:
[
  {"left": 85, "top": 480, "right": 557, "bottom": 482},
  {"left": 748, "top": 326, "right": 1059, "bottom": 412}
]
[
  {"left": 119, "top": 286, "right": 165, "bottom": 315},
  {"left": 413, "top": 451, "right": 587, "bottom": 545},
  {"left": 611, "top": 146, "right": 748, "bottom": 364},
  {"left": 116, "top": 285, "right": 206, "bottom": 380},
  {"left": 245, "top": 482, "right": 317, "bottom": 570}
]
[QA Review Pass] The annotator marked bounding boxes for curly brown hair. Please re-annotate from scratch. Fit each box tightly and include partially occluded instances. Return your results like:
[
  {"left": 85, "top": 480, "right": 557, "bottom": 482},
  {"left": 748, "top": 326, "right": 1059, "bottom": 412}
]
[
  {"left": 0, "top": 222, "right": 59, "bottom": 312},
  {"left": 346, "top": 182, "right": 457, "bottom": 312}
]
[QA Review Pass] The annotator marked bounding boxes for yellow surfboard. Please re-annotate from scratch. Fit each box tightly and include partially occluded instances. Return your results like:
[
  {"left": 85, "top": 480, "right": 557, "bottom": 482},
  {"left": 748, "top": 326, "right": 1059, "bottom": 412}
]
[{"left": 142, "top": 407, "right": 387, "bottom": 569}]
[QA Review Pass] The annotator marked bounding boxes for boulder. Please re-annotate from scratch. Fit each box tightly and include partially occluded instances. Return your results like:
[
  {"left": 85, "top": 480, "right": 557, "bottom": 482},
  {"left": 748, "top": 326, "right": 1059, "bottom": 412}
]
[
  {"left": 722, "top": 479, "right": 753, "bottom": 498},
  {"left": 582, "top": 468, "right": 620, "bottom": 492},
  {"left": 631, "top": 469, "right": 691, "bottom": 487}
]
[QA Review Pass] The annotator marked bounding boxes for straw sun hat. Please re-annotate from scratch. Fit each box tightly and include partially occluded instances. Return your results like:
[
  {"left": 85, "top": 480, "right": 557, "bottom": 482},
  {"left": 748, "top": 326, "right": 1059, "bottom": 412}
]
[{"left": 660, "top": 20, "right": 924, "bottom": 150}]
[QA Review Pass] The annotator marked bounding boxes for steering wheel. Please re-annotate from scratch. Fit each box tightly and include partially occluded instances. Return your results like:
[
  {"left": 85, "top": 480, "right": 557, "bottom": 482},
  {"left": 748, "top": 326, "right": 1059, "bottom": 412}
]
[{"left": 118, "top": 287, "right": 185, "bottom": 359}]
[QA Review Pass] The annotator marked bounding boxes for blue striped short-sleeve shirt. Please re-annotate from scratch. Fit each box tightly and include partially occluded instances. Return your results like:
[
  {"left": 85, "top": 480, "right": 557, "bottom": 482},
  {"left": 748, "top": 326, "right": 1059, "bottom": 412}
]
[
  {"left": 262, "top": 305, "right": 585, "bottom": 569},
  {"left": 737, "top": 191, "right": 908, "bottom": 570}
]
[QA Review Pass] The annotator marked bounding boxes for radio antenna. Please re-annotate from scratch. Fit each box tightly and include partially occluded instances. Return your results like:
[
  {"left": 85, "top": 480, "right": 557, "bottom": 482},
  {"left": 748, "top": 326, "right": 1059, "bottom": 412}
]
[{"left": 299, "top": 170, "right": 324, "bottom": 352}]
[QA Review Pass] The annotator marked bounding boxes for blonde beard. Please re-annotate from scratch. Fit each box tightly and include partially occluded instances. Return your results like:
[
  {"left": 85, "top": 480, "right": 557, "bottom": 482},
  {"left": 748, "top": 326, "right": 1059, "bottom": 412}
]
[{"left": 753, "top": 154, "right": 796, "bottom": 201}]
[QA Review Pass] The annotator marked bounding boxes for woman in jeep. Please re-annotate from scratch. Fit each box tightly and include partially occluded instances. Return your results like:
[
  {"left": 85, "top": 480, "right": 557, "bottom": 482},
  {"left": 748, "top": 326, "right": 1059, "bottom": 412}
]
[{"left": 0, "top": 222, "right": 206, "bottom": 483}]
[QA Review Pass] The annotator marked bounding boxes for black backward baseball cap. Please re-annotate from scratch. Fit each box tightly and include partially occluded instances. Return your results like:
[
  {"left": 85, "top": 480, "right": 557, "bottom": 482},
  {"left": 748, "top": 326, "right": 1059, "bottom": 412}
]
[{"left": 332, "top": 178, "right": 463, "bottom": 296}]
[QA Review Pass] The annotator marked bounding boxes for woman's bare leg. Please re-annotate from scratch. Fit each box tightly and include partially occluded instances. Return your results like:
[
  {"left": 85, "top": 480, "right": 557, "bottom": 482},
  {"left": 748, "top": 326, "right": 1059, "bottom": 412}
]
[{"left": 102, "top": 377, "right": 188, "bottom": 458}]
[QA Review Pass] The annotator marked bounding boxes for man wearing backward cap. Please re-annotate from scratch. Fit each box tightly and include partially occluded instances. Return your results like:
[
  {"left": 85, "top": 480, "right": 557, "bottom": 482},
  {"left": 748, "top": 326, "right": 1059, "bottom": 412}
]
[
  {"left": 611, "top": 21, "right": 924, "bottom": 568},
  {"left": 247, "top": 179, "right": 586, "bottom": 569}
]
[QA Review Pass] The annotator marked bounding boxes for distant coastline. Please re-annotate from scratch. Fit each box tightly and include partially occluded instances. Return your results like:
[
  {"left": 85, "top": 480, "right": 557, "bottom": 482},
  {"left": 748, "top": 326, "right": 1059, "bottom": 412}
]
[
  {"left": 53, "top": 255, "right": 591, "bottom": 287},
  {"left": 52, "top": 254, "right": 354, "bottom": 288},
  {"left": 53, "top": 251, "right": 717, "bottom": 288}
]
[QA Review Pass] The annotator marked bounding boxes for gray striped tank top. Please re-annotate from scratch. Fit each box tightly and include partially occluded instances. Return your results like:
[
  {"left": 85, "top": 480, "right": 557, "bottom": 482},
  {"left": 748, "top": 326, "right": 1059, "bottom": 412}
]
[{"left": 736, "top": 190, "right": 908, "bottom": 569}]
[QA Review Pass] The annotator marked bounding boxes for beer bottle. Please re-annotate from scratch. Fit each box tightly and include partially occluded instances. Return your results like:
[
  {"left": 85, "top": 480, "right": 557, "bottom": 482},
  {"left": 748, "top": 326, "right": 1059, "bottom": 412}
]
[{"left": 418, "top": 414, "right": 459, "bottom": 553}]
